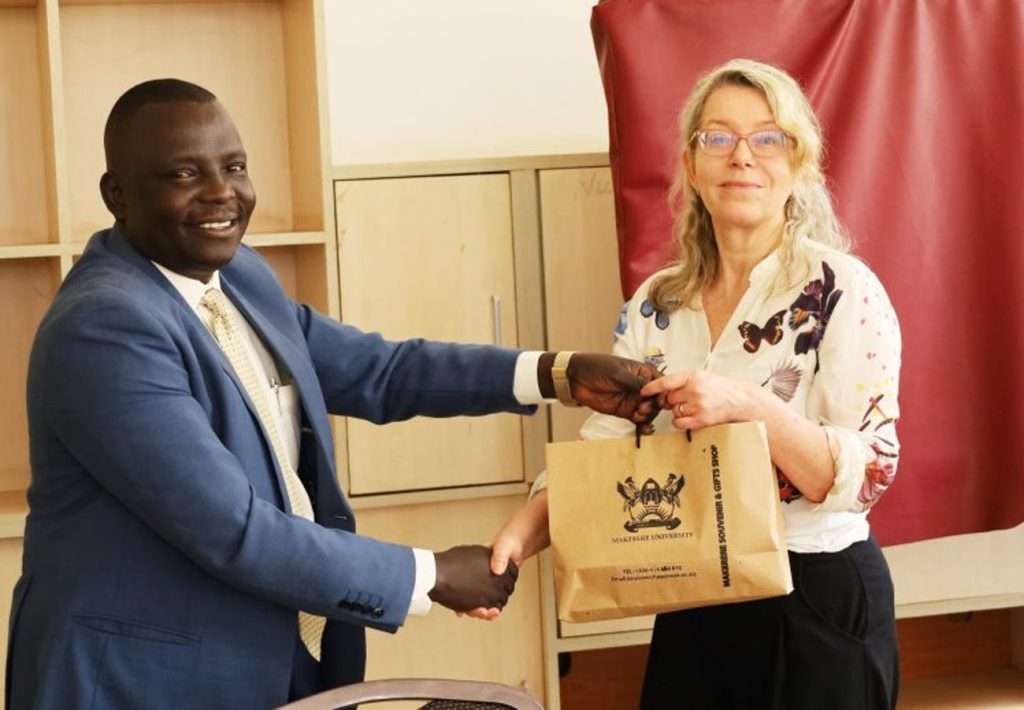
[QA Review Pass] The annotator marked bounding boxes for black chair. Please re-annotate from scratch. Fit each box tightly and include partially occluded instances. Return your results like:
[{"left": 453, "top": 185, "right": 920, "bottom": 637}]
[{"left": 276, "top": 678, "right": 544, "bottom": 710}]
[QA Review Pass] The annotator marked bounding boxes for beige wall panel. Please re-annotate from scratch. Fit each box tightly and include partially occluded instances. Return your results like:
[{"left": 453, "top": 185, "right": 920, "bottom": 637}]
[
  {"left": 539, "top": 167, "right": 623, "bottom": 444},
  {"left": 0, "top": 8, "right": 50, "bottom": 245},
  {"left": 336, "top": 175, "right": 523, "bottom": 493},
  {"left": 60, "top": 1, "right": 296, "bottom": 241},
  {"left": 357, "top": 495, "right": 544, "bottom": 705},
  {"left": 324, "top": 0, "right": 609, "bottom": 165}
]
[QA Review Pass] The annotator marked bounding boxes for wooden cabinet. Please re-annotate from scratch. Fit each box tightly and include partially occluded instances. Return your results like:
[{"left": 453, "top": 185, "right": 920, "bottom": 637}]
[
  {"left": 335, "top": 174, "right": 524, "bottom": 494},
  {"left": 327, "top": 157, "right": 626, "bottom": 702}
]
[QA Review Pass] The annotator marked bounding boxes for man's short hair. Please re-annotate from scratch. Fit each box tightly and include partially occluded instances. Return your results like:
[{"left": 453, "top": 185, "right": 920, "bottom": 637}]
[{"left": 104, "top": 79, "right": 218, "bottom": 168}]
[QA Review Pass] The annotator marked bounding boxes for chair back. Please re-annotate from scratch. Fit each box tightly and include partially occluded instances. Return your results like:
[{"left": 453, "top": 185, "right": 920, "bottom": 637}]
[{"left": 276, "top": 678, "right": 543, "bottom": 710}]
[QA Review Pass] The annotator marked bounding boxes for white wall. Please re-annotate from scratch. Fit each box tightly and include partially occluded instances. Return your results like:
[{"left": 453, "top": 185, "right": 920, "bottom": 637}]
[{"left": 324, "top": 0, "right": 609, "bottom": 165}]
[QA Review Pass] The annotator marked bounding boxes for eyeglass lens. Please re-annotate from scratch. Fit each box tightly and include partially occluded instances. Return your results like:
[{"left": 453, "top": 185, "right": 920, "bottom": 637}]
[{"left": 696, "top": 130, "right": 788, "bottom": 156}]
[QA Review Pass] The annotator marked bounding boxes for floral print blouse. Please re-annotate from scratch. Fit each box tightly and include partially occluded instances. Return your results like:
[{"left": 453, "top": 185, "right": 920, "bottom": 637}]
[{"left": 580, "top": 238, "right": 901, "bottom": 553}]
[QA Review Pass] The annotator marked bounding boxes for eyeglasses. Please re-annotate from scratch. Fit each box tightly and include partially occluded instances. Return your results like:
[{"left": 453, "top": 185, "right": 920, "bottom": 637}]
[{"left": 691, "top": 129, "right": 791, "bottom": 157}]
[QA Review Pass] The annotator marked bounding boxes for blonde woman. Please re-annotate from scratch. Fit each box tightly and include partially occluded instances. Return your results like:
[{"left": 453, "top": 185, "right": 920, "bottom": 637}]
[{"left": 475, "top": 59, "right": 902, "bottom": 708}]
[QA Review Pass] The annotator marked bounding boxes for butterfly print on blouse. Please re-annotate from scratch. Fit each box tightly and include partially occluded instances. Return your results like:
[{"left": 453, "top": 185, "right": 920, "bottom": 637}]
[
  {"left": 738, "top": 309, "right": 785, "bottom": 353},
  {"left": 788, "top": 262, "right": 843, "bottom": 366},
  {"left": 639, "top": 299, "right": 670, "bottom": 330},
  {"left": 613, "top": 302, "right": 629, "bottom": 337}
]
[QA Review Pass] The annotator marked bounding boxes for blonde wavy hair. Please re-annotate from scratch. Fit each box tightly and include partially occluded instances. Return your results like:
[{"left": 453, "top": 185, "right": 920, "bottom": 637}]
[{"left": 648, "top": 58, "right": 850, "bottom": 311}]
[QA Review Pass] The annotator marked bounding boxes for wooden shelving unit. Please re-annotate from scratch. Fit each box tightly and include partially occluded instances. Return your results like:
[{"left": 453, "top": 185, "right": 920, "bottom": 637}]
[{"left": 0, "top": 0, "right": 335, "bottom": 532}]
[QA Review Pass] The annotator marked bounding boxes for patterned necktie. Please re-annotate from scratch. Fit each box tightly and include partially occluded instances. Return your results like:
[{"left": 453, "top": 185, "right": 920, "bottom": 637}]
[{"left": 200, "top": 287, "right": 326, "bottom": 661}]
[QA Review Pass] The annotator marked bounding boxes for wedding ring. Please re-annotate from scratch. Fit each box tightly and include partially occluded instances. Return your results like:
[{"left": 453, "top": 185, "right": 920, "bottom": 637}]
[{"left": 675, "top": 402, "right": 687, "bottom": 418}]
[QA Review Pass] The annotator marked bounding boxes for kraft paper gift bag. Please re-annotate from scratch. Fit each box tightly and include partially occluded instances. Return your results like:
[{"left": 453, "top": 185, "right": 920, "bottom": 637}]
[{"left": 547, "top": 422, "right": 793, "bottom": 623}]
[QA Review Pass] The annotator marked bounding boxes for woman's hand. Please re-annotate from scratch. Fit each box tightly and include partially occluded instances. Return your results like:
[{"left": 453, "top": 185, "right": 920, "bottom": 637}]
[
  {"left": 641, "top": 369, "right": 755, "bottom": 430},
  {"left": 459, "top": 533, "right": 526, "bottom": 621},
  {"left": 644, "top": 370, "right": 836, "bottom": 502},
  {"left": 459, "top": 490, "right": 551, "bottom": 621}
]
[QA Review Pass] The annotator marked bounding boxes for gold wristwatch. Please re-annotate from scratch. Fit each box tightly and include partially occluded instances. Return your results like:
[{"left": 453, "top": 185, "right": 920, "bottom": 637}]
[{"left": 552, "top": 351, "right": 580, "bottom": 406}]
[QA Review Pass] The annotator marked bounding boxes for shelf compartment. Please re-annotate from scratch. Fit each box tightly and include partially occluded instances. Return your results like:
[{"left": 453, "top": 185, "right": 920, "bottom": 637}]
[
  {"left": 253, "top": 243, "right": 329, "bottom": 314},
  {"left": 0, "top": 258, "right": 61, "bottom": 499},
  {"left": 59, "top": 0, "right": 326, "bottom": 243},
  {"left": 0, "top": 3, "right": 55, "bottom": 246}
]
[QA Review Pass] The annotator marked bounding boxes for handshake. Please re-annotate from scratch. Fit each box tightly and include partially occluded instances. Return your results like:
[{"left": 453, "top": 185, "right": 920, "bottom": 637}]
[{"left": 429, "top": 545, "right": 518, "bottom": 614}]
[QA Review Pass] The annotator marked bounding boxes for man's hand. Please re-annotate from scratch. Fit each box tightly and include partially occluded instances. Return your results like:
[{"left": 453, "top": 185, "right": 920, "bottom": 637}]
[
  {"left": 429, "top": 545, "right": 518, "bottom": 613},
  {"left": 540, "top": 352, "right": 659, "bottom": 426},
  {"left": 461, "top": 523, "right": 531, "bottom": 621}
]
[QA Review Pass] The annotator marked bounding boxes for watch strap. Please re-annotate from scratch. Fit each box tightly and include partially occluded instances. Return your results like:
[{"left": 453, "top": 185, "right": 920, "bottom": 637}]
[{"left": 551, "top": 351, "right": 579, "bottom": 407}]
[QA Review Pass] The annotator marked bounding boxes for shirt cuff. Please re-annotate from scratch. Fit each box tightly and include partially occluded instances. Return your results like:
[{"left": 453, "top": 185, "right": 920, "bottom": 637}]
[
  {"left": 513, "top": 351, "right": 554, "bottom": 405},
  {"left": 528, "top": 471, "right": 548, "bottom": 499},
  {"left": 811, "top": 426, "right": 869, "bottom": 513},
  {"left": 408, "top": 548, "right": 436, "bottom": 617}
]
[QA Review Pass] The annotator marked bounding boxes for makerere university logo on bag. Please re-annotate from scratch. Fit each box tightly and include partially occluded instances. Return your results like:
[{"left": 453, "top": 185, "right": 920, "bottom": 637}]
[{"left": 616, "top": 474, "right": 686, "bottom": 532}]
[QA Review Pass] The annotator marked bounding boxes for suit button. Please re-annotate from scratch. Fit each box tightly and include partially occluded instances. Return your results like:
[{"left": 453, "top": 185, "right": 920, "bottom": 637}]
[
  {"left": 372, "top": 607, "right": 384, "bottom": 618},
  {"left": 337, "top": 600, "right": 352, "bottom": 610}
]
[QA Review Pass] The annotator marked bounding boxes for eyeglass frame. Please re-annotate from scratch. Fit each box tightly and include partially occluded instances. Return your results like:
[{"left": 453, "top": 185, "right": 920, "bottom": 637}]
[{"left": 689, "top": 128, "right": 794, "bottom": 157}]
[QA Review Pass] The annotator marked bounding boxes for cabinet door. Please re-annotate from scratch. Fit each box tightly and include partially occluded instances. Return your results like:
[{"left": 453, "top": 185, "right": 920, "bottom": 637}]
[
  {"left": 539, "top": 168, "right": 624, "bottom": 444},
  {"left": 336, "top": 175, "right": 523, "bottom": 493},
  {"left": 356, "top": 494, "right": 544, "bottom": 704}
]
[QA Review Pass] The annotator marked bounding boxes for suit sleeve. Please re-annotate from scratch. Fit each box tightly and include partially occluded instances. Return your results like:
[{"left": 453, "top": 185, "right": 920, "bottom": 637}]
[
  {"left": 37, "top": 291, "right": 415, "bottom": 631},
  {"left": 294, "top": 303, "right": 535, "bottom": 422}
]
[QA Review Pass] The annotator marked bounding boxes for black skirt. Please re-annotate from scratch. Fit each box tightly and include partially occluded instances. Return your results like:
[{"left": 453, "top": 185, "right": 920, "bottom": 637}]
[{"left": 640, "top": 535, "right": 899, "bottom": 710}]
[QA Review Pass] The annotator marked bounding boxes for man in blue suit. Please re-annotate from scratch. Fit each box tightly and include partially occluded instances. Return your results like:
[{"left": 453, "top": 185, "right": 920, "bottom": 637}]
[{"left": 9, "top": 79, "right": 657, "bottom": 708}]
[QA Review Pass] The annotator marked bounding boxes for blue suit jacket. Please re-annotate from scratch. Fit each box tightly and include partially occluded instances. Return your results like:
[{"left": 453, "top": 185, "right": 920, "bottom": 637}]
[{"left": 9, "top": 228, "right": 533, "bottom": 709}]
